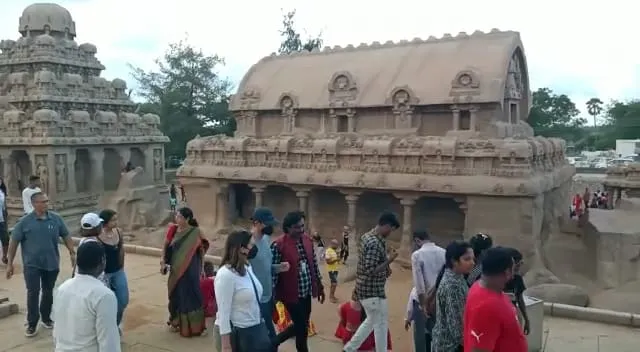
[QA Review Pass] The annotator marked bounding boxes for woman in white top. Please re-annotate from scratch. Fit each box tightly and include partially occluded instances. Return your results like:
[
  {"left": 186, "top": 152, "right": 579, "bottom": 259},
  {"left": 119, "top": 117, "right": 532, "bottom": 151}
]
[{"left": 215, "top": 230, "right": 273, "bottom": 352}]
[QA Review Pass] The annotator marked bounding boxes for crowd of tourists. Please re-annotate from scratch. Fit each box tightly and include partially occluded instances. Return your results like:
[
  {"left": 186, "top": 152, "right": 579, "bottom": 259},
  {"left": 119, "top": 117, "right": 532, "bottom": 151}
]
[{"left": 1, "top": 173, "right": 530, "bottom": 352}]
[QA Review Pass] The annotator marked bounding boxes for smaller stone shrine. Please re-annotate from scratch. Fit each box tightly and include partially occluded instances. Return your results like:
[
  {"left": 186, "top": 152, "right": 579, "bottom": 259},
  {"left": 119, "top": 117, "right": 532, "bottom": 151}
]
[
  {"left": 0, "top": 3, "right": 169, "bottom": 225},
  {"left": 602, "top": 163, "right": 640, "bottom": 208}
]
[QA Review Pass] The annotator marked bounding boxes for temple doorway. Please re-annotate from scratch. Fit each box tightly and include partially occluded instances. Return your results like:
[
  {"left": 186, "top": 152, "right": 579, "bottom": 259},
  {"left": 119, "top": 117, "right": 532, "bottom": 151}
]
[
  {"left": 129, "top": 147, "right": 145, "bottom": 169},
  {"left": 413, "top": 196, "right": 465, "bottom": 247},
  {"left": 8, "top": 150, "right": 31, "bottom": 195},
  {"left": 356, "top": 191, "right": 402, "bottom": 243},
  {"left": 263, "top": 185, "right": 297, "bottom": 227},
  {"left": 309, "top": 188, "right": 347, "bottom": 239},
  {"left": 103, "top": 148, "right": 121, "bottom": 191},
  {"left": 229, "top": 183, "right": 253, "bottom": 224},
  {"left": 74, "top": 149, "right": 92, "bottom": 193}
]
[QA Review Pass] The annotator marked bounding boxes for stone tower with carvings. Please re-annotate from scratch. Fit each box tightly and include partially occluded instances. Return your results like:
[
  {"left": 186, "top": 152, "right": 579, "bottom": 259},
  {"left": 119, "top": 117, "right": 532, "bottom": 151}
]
[{"left": 0, "top": 3, "right": 169, "bottom": 222}]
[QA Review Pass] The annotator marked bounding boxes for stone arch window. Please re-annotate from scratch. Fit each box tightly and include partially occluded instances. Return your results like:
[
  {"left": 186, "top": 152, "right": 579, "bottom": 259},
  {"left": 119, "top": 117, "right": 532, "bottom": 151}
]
[
  {"left": 504, "top": 49, "right": 528, "bottom": 124},
  {"left": 278, "top": 93, "right": 298, "bottom": 133},
  {"left": 451, "top": 70, "right": 480, "bottom": 90}
]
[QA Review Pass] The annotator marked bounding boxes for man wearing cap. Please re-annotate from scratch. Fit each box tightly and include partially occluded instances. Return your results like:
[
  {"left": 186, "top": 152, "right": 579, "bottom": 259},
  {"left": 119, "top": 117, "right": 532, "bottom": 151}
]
[
  {"left": 53, "top": 240, "right": 121, "bottom": 352},
  {"left": 75, "top": 213, "right": 108, "bottom": 286},
  {"left": 250, "top": 207, "right": 290, "bottom": 341},
  {"left": 5, "top": 192, "right": 74, "bottom": 337}
]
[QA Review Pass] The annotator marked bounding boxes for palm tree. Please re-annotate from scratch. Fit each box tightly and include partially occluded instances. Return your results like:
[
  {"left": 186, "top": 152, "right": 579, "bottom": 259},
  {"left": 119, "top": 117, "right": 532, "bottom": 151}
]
[{"left": 586, "top": 98, "right": 604, "bottom": 128}]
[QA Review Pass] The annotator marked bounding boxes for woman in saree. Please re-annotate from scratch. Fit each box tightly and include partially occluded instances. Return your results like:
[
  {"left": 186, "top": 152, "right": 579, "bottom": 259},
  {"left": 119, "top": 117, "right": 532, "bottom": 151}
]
[{"left": 162, "top": 207, "right": 209, "bottom": 337}]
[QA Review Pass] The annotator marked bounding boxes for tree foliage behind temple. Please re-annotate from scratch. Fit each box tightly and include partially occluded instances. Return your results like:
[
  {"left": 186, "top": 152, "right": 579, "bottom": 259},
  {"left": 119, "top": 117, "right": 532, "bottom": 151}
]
[{"left": 129, "top": 40, "right": 234, "bottom": 159}]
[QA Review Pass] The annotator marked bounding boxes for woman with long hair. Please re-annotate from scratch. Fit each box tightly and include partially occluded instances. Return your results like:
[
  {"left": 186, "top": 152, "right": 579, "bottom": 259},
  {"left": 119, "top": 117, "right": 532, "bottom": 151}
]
[
  {"left": 164, "top": 207, "right": 209, "bottom": 337},
  {"left": 98, "top": 209, "right": 129, "bottom": 331},
  {"left": 214, "top": 230, "right": 272, "bottom": 352},
  {"left": 466, "top": 233, "right": 493, "bottom": 286},
  {"left": 0, "top": 177, "right": 7, "bottom": 264},
  {"left": 432, "top": 241, "right": 475, "bottom": 352}
]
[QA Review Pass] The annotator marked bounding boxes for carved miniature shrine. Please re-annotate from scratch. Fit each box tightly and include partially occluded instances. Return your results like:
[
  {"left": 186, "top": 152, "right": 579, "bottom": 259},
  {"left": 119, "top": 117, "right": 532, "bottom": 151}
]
[
  {"left": 179, "top": 30, "right": 574, "bottom": 258},
  {"left": 0, "top": 3, "right": 168, "bottom": 223}
]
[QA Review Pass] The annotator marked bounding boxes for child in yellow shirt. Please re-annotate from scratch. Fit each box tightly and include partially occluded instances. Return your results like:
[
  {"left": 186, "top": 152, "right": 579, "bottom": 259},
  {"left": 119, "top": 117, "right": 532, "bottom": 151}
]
[{"left": 325, "top": 239, "right": 340, "bottom": 303}]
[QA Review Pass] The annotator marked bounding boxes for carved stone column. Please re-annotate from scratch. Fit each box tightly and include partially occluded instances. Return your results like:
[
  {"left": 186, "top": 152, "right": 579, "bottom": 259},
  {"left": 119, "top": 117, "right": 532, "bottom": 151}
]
[
  {"left": 250, "top": 184, "right": 265, "bottom": 208},
  {"left": 341, "top": 191, "right": 361, "bottom": 270},
  {"left": 469, "top": 107, "right": 479, "bottom": 131},
  {"left": 607, "top": 187, "right": 614, "bottom": 209},
  {"left": 66, "top": 151, "right": 76, "bottom": 194},
  {"left": 216, "top": 182, "right": 230, "bottom": 228},
  {"left": 347, "top": 112, "right": 356, "bottom": 133},
  {"left": 119, "top": 148, "right": 131, "bottom": 170},
  {"left": 91, "top": 149, "right": 105, "bottom": 192},
  {"left": 296, "top": 190, "right": 310, "bottom": 216},
  {"left": 451, "top": 107, "right": 460, "bottom": 131},
  {"left": 399, "top": 197, "right": 417, "bottom": 254}
]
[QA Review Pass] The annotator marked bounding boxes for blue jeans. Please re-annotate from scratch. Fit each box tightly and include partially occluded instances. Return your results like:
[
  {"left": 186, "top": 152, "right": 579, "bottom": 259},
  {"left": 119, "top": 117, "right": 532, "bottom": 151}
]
[
  {"left": 105, "top": 269, "right": 129, "bottom": 325},
  {"left": 259, "top": 299, "right": 276, "bottom": 341}
]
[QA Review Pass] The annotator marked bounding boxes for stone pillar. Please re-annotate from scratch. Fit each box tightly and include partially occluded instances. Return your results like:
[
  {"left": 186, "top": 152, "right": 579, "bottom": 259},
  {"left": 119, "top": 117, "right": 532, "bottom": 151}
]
[
  {"left": 216, "top": 182, "right": 230, "bottom": 228},
  {"left": 347, "top": 113, "right": 356, "bottom": 133},
  {"left": 345, "top": 194, "right": 359, "bottom": 230},
  {"left": 143, "top": 147, "right": 155, "bottom": 184},
  {"left": 341, "top": 191, "right": 361, "bottom": 271},
  {"left": 250, "top": 184, "right": 265, "bottom": 208},
  {"left": 469, "top": 107, "right": 478, "bottom": 131},
  {"left": 452, "top": 107, "right": 460, "bottom": 131},
  {"left": 294, "top": 189, "right": 313, "bottom": 231},
  {"left": 66, "top": 151, "right": 76, "bottom": 194},
  {"left": 119, "top": 148, "right": 131, "bottom": 170},
  {"left": 399, "top": 197, "right": 416, "bottom": 254},
  {"left": 607, "top": 187, "right": 615, "bottom": 209},
  {"left": 91, "top": 149, "right": 105, "bottom": 192}
]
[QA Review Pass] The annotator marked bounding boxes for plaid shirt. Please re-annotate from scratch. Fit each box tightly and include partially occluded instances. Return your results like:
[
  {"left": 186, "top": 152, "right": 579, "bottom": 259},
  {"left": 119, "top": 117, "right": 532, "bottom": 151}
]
[
  {"left": 354, "top": 229, "right": 389, "bottom": 300},
  {"left": 271, "top": 237, "right": 322, "bottom": 298}
]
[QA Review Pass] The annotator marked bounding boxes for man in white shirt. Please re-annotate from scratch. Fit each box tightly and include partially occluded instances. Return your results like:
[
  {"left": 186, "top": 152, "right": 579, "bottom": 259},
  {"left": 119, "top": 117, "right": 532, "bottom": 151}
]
[
  {"left": 53, "top": 240, "right": 121, "bottom": 352},
  {"left": 410, "top": 230, "right": 446, "bottom": 352},
  {"left": 21, "top": 175, "right": 41, "bottom": 214}
]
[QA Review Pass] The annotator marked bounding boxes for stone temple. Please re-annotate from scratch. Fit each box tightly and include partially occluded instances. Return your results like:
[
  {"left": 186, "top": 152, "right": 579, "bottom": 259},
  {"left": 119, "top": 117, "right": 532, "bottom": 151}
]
[
  {"left": 0, "top": 3, "right": 168, "bottom": 224},
  {"left": 178, "top": 29, "right": 574, "bottom": 266}
]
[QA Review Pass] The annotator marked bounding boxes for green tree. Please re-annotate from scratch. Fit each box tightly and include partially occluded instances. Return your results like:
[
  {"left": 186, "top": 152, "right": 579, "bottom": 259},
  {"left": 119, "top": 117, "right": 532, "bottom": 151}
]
[
  {"left": 278, "top": 9, "right": 323, "bottom": 54},
  {"left": 129, "top": 40, "right": 234, "bottom": 158},
  {"left": 528, "top": 87, "right": 586, "bottom": 142},
  {"left": 586, "top": 97, "right": 604, "bottom": 127},
  {"left": 605, "top": 100, "right": 640, "bottom": 141}
]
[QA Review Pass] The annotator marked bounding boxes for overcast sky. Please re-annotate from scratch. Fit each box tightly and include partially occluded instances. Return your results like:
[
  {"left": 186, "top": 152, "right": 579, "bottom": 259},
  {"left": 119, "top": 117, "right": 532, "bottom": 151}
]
[{"left": 1, "top": 0, "right": 638, "bottom": 120}]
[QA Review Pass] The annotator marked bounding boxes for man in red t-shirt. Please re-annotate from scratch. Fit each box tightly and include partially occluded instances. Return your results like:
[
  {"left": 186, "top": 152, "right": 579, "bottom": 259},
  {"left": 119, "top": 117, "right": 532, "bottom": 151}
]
[{"left": 464, "top": 247, "right": 527, "bottom": 352}]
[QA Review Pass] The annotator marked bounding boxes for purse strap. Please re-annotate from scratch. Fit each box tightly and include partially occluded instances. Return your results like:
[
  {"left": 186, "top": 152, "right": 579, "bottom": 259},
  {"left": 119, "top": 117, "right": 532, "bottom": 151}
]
[{"left": 247, "top": 267, "right": 261, "bottom": 306}]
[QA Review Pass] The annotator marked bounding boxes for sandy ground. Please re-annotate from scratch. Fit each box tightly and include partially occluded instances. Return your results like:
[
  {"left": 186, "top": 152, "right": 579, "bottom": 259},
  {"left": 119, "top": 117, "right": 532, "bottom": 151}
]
[{"left": 1, "top": 250, "right": 639, "bottom": 351}]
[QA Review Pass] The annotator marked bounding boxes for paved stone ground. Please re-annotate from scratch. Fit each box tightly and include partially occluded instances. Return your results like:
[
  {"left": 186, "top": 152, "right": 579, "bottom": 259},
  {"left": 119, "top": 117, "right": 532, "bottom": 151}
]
[{"left": 0, "top": 249, "right": 638, "bottom": 351}]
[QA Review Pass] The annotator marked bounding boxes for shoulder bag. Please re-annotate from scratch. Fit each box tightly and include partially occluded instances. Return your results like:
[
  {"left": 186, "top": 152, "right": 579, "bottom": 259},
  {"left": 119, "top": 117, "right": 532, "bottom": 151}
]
[{"left": 230, "top": 268, "right": 274, "bottom": 352}]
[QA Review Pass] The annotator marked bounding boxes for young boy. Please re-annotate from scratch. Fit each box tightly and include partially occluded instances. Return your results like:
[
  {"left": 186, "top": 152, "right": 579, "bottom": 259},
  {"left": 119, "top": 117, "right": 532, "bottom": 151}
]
[
  {"left": 325, "top": 239, "right": 340, "bottom": 303},
  {"left": 504, "top": 248, "right": 530, "bottom": 335}
]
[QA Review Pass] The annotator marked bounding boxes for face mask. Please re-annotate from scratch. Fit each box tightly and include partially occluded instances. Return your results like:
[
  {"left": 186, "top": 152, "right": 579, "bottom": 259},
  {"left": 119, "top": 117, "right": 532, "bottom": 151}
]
[
  {"left": 247, "top": 246, "right": 258, "bottom": 260},
  {"left": 263, "top": 226, "right": 274, "bottom": 236}
]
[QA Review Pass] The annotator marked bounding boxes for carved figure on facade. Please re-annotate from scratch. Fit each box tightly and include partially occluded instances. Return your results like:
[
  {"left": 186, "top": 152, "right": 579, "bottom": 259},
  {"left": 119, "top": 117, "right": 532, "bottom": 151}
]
[
  {"left": 450, "top": 69, "right": 481, "bottom": 99},
  {"left": 278, "top": 93, "right": 298, "bottom": 133},
  {"left": 328, "top": 71, "right": 358, "bottom": 108},
  {"left": 387, "top": 86, "right": 419, "bottom": 129},
  {"left": 35, "top": 154, "right": 49, "bottom": 194},
  {"left": 153, "top": 149, "right": 163, "bottom": 182},
  {"left": 55, "top": 154, "right": 68, "bottom": 193},
  {"left": 505, "top": 54, "right": 523, "bottom": 100}
]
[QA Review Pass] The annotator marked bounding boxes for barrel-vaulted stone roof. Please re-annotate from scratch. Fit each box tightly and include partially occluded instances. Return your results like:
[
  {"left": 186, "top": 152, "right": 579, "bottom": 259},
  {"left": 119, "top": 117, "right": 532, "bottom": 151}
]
[{"left": 229, "top": 29, "right": 528, "bottom": 112}]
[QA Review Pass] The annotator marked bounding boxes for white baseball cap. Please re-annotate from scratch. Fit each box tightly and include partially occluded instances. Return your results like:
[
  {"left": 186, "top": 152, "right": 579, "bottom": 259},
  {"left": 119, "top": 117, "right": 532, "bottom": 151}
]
[{"left": 80, "top": 212, "right": 103, "bottom": 230}]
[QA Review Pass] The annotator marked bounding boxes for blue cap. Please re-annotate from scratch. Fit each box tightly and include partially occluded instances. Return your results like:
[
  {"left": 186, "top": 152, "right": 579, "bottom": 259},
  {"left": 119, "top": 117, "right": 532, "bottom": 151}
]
[{"left": 251, "top": 207, "right": 279, "bottom": 226}]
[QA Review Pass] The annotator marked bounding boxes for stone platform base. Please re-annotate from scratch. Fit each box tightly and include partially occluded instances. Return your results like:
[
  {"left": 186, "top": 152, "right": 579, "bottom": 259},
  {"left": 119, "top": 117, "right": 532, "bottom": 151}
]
[{"left": 0, "top": 297, "right": 19, "bottom": 319}]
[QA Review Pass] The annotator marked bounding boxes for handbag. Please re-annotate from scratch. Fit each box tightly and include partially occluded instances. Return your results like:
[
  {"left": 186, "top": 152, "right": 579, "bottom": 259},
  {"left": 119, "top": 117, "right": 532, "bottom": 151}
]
[{"left": 230, "top": 269, "right": 273, "bottom": 352}]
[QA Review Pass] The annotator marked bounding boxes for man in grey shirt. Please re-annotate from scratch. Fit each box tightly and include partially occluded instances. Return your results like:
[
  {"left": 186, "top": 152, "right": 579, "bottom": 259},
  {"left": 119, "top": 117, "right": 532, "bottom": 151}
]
[
  {"left": 5, "top": 192, "right": 76, "bottom": 337},
  {"left": 411, "top": 230, "right": 446, "bottom": 352},
  {"left": 249, "top": 207, "right": 290, "bottom": 340}
]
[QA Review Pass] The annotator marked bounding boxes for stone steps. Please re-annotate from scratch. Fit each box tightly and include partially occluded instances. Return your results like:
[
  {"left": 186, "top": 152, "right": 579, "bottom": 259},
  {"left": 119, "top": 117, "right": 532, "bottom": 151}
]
[{"left": 0, "top": 297, "right": 19, "bottom": 319}]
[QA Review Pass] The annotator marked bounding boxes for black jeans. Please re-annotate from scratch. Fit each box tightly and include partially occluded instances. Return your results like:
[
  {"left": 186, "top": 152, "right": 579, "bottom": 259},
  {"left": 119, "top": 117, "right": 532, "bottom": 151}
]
[
  {"left": 23, "top": 266, "right": 59, "bottom": 328},
  {"left": 276, "top": 295, "right": 312, "bottom": 352}
]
